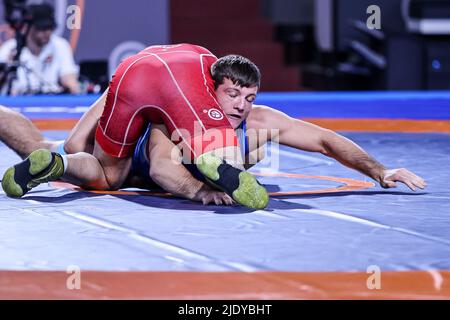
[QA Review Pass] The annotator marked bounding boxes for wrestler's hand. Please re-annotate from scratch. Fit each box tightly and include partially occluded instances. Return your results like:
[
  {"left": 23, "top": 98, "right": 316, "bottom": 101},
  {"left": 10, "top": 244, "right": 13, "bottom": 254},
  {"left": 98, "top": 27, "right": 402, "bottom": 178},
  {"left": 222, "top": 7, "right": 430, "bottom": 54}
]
[
  {"left": 201, "top": 190, "right": 235, "bottom": 206},
  {"left": 379, "top": 168, "right": 427, "bottom": 191},
  {"left": 194, "top": 185, "right": 235, "bottom": 206}
]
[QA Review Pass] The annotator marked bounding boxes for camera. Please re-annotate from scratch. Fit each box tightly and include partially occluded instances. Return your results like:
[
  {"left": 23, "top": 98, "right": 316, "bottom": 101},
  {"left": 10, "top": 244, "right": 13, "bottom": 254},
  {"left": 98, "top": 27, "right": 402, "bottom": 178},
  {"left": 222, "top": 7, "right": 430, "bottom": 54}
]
[
  {"left": 0, "top": 0, "right": 33, "bottom": 95},
  {"left": 3, "top": 0, "right": 32, "bottom": 30}
]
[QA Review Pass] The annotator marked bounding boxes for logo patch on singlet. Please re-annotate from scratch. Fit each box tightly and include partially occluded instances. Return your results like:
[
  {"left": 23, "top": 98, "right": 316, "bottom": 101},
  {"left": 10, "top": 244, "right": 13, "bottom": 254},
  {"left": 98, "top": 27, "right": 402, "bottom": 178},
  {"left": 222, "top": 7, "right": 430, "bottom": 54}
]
[{"left": 207, "top": 108, "right": 224, "bottom": 120}]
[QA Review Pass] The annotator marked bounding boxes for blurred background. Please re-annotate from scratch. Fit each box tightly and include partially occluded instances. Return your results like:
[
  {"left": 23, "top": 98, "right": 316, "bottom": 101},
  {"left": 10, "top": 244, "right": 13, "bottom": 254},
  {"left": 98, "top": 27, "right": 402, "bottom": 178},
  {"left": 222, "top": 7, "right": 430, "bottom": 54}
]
[{"left": 0, "top": 0, "right": 449, "bottom": 94}]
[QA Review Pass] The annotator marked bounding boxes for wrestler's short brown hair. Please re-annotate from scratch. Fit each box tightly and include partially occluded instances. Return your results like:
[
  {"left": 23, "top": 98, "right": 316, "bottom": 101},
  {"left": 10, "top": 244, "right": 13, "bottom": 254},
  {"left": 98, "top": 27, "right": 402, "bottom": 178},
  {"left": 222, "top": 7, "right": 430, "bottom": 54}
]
[{"left": 211, "top": 55, "right": 261, "bottom": 90}]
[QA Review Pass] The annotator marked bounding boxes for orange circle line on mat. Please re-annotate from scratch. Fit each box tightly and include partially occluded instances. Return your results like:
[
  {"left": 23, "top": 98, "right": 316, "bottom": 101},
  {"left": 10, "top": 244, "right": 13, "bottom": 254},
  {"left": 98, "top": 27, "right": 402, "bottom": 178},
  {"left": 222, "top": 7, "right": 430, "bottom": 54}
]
[
  {"left": 51, "top": 172, "right": 374, "bottom": 197},
  {"left": 32, "top": 118, "right": 450, "bottom": 133}
]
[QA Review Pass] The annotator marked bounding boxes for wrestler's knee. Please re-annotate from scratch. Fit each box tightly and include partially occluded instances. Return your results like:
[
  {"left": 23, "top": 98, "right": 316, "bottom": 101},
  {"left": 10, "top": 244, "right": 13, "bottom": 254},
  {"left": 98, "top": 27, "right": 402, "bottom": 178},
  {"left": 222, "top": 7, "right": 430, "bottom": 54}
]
[
  {"left": 92, "top": 142, "right": 132, "bottom": 190},
  {"left": 64, "top": 135, "right": 86, "bottom": 154},
  {"left": 100, "top": 158, "right": 132, "bottom": 191},
  {"left": 102, "top": 168, "right": 124, "bottom": 190},
  {"left": 79, "top": 168, "right": 122, "bottom": 191}
]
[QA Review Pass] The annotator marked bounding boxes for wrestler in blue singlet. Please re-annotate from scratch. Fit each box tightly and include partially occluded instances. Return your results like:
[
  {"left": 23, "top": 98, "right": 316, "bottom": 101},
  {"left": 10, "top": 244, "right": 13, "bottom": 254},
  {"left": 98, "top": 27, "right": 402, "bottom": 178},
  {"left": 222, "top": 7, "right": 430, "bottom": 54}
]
[
  {"left": 57, "top": 122, "right": 249, "bottom": 188},
  {"left": 130, "top": 121, "right": 249, "bottom": 186}
]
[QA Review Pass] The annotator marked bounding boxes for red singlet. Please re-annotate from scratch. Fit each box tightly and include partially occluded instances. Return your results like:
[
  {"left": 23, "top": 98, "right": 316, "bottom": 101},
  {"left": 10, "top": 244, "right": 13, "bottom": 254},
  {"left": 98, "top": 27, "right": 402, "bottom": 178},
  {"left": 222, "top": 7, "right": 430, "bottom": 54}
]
[{"left": 95, "top": 43, "right": 237, "bottom": 158}]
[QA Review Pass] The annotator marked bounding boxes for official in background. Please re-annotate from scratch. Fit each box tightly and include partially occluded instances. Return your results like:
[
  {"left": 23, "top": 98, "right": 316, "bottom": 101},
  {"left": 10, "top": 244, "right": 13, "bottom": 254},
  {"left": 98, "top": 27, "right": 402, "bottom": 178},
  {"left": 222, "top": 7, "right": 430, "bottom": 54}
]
[{"left": 0, "top": 3, "right": 80, "bottom": 95}]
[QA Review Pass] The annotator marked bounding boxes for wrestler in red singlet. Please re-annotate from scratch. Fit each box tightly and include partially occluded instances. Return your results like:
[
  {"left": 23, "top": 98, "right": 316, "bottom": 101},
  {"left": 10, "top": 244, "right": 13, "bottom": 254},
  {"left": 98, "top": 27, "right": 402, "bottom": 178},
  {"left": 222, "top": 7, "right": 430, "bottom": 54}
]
[
  {"left": 95, "top": 43, "right": 238, "bottom": 158},
  {"left": 1, "top": 43, "right": 269, "bottom": 210}
]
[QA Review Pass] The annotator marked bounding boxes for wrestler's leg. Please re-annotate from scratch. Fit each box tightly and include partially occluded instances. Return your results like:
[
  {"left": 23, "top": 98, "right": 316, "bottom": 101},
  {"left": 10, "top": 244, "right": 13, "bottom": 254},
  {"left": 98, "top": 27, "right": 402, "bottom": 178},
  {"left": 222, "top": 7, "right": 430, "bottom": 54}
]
[
  {"left": 1, "top": 144, "right": 129, "bottom": 197},
  {"left": 0, "top": 105, "right": 59, "bottom": 159},
  {"left": 62, "top": 143, "right": 131, "bottom": 190},
  {"left": 0, "top": 89, "right": 107, "bottom": 160},
  {"left": 2, "top": 53, "right": 139, "bottom": 197},
  {"left": 1, "top": 93, "right": 125, "bottom": 196},
  {"left": 2, "top": 53, "right": 143, "bottom": 197}
]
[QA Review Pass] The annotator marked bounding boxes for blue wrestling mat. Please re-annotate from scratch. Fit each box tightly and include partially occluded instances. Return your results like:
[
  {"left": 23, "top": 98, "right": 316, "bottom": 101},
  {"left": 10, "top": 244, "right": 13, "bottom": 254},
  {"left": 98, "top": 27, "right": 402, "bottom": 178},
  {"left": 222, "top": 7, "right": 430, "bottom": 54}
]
[{"left": 0, "top": 92, "right": 449, "bottom": 299}]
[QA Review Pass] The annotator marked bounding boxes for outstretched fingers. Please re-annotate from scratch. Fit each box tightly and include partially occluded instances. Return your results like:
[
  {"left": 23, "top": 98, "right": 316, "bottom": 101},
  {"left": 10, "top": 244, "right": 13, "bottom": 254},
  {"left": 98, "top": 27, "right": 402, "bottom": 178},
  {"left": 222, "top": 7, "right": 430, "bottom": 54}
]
[{"left": 385, "top": 168, "right": 427, "bottom": 191}]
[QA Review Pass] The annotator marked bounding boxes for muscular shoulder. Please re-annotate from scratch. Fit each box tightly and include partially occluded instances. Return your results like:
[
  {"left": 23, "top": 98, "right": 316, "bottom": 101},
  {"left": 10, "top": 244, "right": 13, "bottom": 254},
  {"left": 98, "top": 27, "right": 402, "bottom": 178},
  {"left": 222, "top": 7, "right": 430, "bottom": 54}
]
[{"left": 247, "top": 105, "right": 288, "bottom": 130}]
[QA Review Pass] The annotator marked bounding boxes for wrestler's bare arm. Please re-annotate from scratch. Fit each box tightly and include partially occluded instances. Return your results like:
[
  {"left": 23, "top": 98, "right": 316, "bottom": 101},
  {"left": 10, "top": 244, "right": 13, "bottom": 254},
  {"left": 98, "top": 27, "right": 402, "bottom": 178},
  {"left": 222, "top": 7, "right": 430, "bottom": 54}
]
[
  {"left": 247, "top": 105, "right": 426, "bottom": 191},
  {"left": 148, "top": 124, "right": 234, "bottom": 205}
]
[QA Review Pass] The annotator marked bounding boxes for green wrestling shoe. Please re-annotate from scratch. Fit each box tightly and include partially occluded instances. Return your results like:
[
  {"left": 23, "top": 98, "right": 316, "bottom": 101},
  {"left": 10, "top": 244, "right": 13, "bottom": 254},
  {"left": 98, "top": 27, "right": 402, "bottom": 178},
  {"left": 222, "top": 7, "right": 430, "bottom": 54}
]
[
  {"left": 195, "top": 153, "right": 269, "bottom": 209},
  {"left": 1, "top": 149, "right": 64, "bottom": 198}
]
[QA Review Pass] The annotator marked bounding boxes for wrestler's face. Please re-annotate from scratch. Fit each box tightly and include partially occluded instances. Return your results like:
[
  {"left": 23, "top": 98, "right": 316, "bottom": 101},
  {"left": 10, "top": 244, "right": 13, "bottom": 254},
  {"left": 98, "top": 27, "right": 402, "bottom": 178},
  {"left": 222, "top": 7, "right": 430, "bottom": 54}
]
[{"left": 215, "top": 78, "right": 258, "bottom": 129}]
